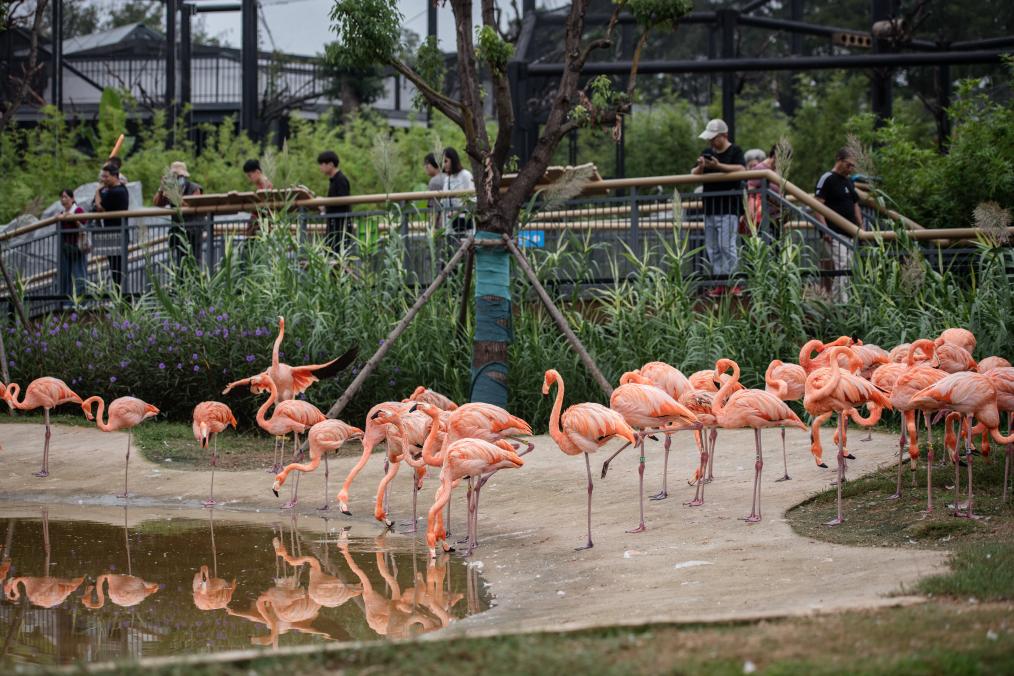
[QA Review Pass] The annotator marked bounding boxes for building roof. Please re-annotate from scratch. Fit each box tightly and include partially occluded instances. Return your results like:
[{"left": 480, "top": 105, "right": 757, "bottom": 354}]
[{"left": 63, "top": 23, "right": 163, "bottom": 56}]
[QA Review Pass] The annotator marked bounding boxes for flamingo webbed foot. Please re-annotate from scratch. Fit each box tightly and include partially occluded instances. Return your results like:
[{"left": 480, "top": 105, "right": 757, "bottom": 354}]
[
  {"left": 317, "top": 504, "right": 330, "bottom": 512},
  {"left": 825, "top": 517, "right": 844, "bottom": 526},
  {"left": 742, "top": 514, "right": 761, "bottom": 523},
  {"left": 575, "top": 541, "right": 594, "bottom": 551},
  {"left": 600, "top": 462, "right": 611, "bottom": 479},
  {"left": 686, "top": 498, "right": 704, "bottom": 507},
  {"left": 281, "top": 500, "right": 297, "bottom": 510},
  {"left": 775, "top": 474, "right": 791, "bottom": 482},
  {"left": 625, "top": 524, "right": 647, "bottom": 534},
  {"left": 202, "top": 498, "right": 218, "bottom": 507},
  {"left": 33, "top": 470, "right": 49, "bottom": 478},
  {"left": 649, "top": 490, "right": 669, "bottom": 501}
]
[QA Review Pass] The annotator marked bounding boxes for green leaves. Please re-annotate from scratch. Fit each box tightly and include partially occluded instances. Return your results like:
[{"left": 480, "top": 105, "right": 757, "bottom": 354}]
[
  {"left": 475, "top": 25, "right": 514, "bottom": 74},
  {"left": 620, "top": 0, "right": 695, "bottom": 30},
  {"left": 413, "top": 36, "right": 446, "bottom": 110},
  {"left": 327, "top": 0, "right": 404, "bottom": 70}
]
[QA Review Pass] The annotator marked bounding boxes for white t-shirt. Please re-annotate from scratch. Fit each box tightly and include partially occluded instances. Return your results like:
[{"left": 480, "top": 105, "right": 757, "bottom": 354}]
[{"left": 442, "top": 170, "right": 474, "bottom": 214}]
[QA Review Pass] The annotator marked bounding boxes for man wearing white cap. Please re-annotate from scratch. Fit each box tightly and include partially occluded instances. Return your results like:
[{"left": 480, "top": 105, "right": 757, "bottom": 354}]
[
  {"left": 691, "top": 119, "right": 746, "bottom": 296},
  {"left": 154, "top": 160, "right": 204, "bottom": 266}
]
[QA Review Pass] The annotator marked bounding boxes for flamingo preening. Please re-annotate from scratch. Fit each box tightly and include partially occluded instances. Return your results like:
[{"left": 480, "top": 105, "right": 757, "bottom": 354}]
[{"left": 192, "top": 401, "right": 238, "bottom": 507}]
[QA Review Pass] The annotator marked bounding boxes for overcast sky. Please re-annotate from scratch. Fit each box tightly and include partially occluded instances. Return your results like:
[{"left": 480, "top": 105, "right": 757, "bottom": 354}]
[{"left": 196, "top": 0, "right": 571, "bottom": 57}]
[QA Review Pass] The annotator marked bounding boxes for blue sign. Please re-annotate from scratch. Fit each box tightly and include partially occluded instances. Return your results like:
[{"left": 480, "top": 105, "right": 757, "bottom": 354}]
[{"left": 518, "top": 230, "right": 545, "bottom": 248}]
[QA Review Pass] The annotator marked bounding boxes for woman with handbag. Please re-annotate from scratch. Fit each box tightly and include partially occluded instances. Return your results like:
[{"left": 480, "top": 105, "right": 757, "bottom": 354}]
[{"left": 58, "top": 188, "right": 90, "bottom": 303}]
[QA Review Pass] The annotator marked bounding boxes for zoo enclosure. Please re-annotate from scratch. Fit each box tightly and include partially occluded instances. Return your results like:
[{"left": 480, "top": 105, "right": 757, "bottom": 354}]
[{"left": 1, "top": 170, "right": 1011, "bottom": 318}]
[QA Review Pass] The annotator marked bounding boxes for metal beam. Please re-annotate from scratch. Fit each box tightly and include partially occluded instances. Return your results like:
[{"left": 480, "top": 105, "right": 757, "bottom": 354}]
[
  {"left": 950, "top": 35, "right": 1014, "bottom": 50},
  {"left": 166, "top": 0, "right": 177, "bottom": 132},
  {"left": 737, "top": 13, "right": 937, "bottom": 49},
  {"left": 539, "top": 11, "right": 717, "bottom": 26},
  {"left": 741, "top": 0, "right": 774, "bottom": 13},
  {"left": 240, "top": 0, "right": 258, "bottom": 138},
  {"left": 192, "top": 3, "right": 241, "bottom": 12},
  {"left": 870, "top": 0, "right": 893, "bottom": 126},
  {"left": 719, "top": 9, "right": 736, "bottom": 138},
  {"left": 525, "top": 50, "right": 1007, "bottom": 76},
  {"left": 180, "top": 2, "right": 193, "bottom": 134},
  {"left": 51, "top": 0, "right": 62, "bottom": 111}
]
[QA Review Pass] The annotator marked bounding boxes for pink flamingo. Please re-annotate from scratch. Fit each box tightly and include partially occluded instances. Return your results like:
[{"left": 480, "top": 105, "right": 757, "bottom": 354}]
[
  {"left": 799, "top": 336, "right": 854, "bottom": 373},
  {"left": 272, "top": 419, "right": 364, "bottom": 510},
  {"left": 2, "top": 377, "right": 83, "bottom": 477},
  {"left": 688, "top": 369, "right": 742, "bottom": 394},
  {"left": 712, "top": 359, "right": 807, "bottom": 522},
  {"left": 764, "top": 358, "right": 807, "bottom": 481},
  {"left": 910, "top": 371, "right": 1014, "bottom": 518},
  {"left": 981, "top": 367, "right": 1014, "bottom": 502},
  {"left": 803, "top": 347, "right": 892, "bottom": 525},
  {"left": 426, "top": 438, "right": 524, "bottom": 558},
  {"left": 933, "top": 342, "right": 977, "bottom": 373},
  {"left": 222, "top": 316, "right": 356, "bottom": 471},
  {"left": 543, "top": 369, "right": 637, "bottom": 549},
  {"left": 887, "top": 339, "right": 947, "bottom": 509},
  {"left": 405, "top": 385, "right": 459, "bottom": 410},
  {"left": 375, "top": 405, "right": 444, "bottom": 531},
  {"left": 978, "top": 356, "right": 1011, "bottom": 373},
  {"left": 851, "top": 342, "right": 890, "bottom": 379},
  {"left": 679, "top": 388, "right": 718, "bottom": 506},
  {"left": 936, "top": 328, "right": 976, "bottom": 355},
  {"left": 604, "top": 378, "right": 700, "bottom": 533},
  {"left": 80, "top": 396, "right": 159, "bottom": 498},
  {"left": 192, "top": 401, "right": 238, "bottom": 507},
  {"left": 81, "top": 574, "right": 159, "bottom": 608},
  {"left": 246, "top": 373, "right": 326, "bottom": 509},
  {"left": 336, "top": 401, "right": 408, "bottom": 516},
  {"left": 867, "top": 361, "right": 911, "bottom": 498}
]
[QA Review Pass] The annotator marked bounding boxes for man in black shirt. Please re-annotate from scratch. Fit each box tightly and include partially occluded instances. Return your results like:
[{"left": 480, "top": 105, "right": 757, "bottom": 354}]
[
  {"left": 691, "top": 119, "right": 746, "bottom": 296},
  {"left": 814, "top": 148, "right": 863, "bottom": 302},
  {"left": 93, "top": 162, "right": 130, "bottom": 292},
  {"left": 317, "top": 150, "right": 352, "bottom": 252}
]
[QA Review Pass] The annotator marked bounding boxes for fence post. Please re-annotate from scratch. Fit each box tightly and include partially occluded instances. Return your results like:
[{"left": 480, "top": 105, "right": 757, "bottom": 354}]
[
  {"left": 628, "top": 186, "right": 640, "bottom": 254},
  {"left": 204, "top": 216, "right": 215, "bottom": 273},
  {"left": 120, "top": 221, "right": 130, "bottom": 295}
]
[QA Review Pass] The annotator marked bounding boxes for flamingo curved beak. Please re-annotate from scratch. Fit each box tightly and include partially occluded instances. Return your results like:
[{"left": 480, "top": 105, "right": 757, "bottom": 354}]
[
  {"left": 408, "top": 404, "right": 418, "bottom": 413},
  {"left": 272, "top": 488, "right": 279, "bottom": 497}
]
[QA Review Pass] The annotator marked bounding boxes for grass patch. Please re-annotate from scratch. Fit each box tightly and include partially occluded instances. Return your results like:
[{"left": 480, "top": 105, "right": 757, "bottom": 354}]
[
  {"left": 103, "top": 601, "right": 1014, "bottom": 675},
  {"left": 787, "top": 438, "right": 1014, "bottom": 602}
]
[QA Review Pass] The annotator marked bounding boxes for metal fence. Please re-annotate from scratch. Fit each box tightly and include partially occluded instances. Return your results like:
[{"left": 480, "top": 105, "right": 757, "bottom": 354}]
[{"left": 1, "top": 175, "right": 1007, "bottom": 318}]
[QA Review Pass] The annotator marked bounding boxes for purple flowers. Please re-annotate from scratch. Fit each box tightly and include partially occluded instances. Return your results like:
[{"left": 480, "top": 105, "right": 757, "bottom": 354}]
[
  {"left": 195, "top": 330, "right": 204, "bottom": 337},
  {"left": 110, "top": 376, "right": 117, "bottom": 383},
  {"left": 158, "top": 363, "right": 166, "bottom": 370},
  {"left": 70, "top": 312, "right": 78, "bottom": 322},
  {"left": 193, "top": 365, "right": 200, "bottom": 372},
  {"left": 191, "top": 353, "right": 199, "bottom": 362},
  {"left": 176, "top": 362, "right": 183, "bottom": 369},
  {"left": 245, "top": 354, "right": 256, "bottom": 363},
  {"left": 119, "top": 360, "right": 129, "bottom": 369},
  {"left": 148, "top": 335, "right": 156, "bottom": 345},
  {"left": 75, "top": 340, "right": 82, "bottom": 349}
]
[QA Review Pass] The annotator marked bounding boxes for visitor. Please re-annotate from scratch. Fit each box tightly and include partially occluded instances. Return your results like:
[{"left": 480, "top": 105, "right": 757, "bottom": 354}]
[
  {"left": 424, "top": 153, "right": 444, "bottom": 228},
  {"left": 745, "top": 145, "right": 784, "bottom": 238},
  {"left": 316, "top": 150, "right": 352, "bottom": 251},
  {"left": 440, "top": 147, "right": 474, "bottom": 236},
  {"left": 243, "top": 159, "right": 273, "bottom": 237},
  {"left": 744, "top": 148, "right": 766, "bottom": 170},
  {"left": 814, "top": 148, "right": 863, "bottom": 302},
  {"left": 691, "top": 118, "right": 746, "bottom": 296},
  {"left": 153, "top": 161, "right": 204, "bottom": 267},
  {"left": 105, "top": 156, "right": 128, "bottom": 185},
  {"left": 58, "top": 188, "right": 89, "bottom": 303},
  {"left": 92, "top": 162, "right": 130, "bottom": 293}
]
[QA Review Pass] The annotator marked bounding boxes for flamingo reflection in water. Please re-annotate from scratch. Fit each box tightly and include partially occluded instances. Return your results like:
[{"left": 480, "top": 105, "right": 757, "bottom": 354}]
[
  {"left": 2, "top": 510, "right": 85, "bottom": 608},
  {"left": 80, "top": 508, "right": 159, "bottom": 610},
  {"left": 192, "top": 511, "right": 237, "bottom": 612}
]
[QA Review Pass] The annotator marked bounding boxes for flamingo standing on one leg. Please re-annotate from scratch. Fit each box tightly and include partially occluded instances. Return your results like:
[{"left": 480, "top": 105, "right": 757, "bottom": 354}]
[
  {"left": 272, "top": 419, "right": 364, "bottom": 510},
  {"left": 425, "top": 439, "right": 524, "bottom": 558},
  {"left": 764, "top": 359, "right": 807, "bottom": 481},
  {"left": 192, "top": 401, "right": 238, "bottom": 507},
  {"left": 804, "top": 346, "right": 893, "bottom": 525},
  {"left": 888, "top": 339, "right": 947, "bottom": 509},
  {"left": 910, "top": 371, "right": 1014, "bottom": 519},
  {"left": 222, "top": 316, "right": 357, "bottom": 472},
  {"left": 245, "top": 373, "right": 326, "bottom": 509},
  {"left": 712, "top": 359, "right": 808, "bottom": 523},
  {"left": 542, "top": 369, "right": 637, "bottom": 550},
  {"left": 604, "top": 379, "right": 700, "bottom": 533},
  {"left": 335, "top": 401, "right": 408, "bottom": 516},
  {"left": 2, "top": 378, "right": 83, "bottom": 477},
  {"left": 80, "top": 396, "right": 159, "bottom": 498}
]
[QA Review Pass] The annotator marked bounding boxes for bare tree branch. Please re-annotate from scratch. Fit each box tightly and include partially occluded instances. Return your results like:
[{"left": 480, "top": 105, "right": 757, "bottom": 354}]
[
  {"left": 389, "top": 59, "right": 465, "bottom": 128},
  {"left": 482, "top": 0, "right": 514, "bottom": 179},
  {"left": 0, "top": 0, "right": 49, "bottom": 134}
]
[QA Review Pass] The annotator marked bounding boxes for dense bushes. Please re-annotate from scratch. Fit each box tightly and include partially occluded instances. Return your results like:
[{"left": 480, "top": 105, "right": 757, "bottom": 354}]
[{"left": 5, "top": 223, "right": 1012, "bottom": 430}]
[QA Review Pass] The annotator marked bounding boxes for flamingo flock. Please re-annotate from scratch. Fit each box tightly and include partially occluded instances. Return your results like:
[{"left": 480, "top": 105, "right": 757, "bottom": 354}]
[{"left": 3, "top": 321, "right": 1013, "bottom": 556}]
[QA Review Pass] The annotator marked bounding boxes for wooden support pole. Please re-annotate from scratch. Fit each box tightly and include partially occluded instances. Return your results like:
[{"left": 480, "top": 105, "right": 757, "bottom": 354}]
[
  {"left": 0, "top": 247, "right": 30, "bottom": 328},
  {"left": 502, "top": 234, "right": 614, "bottom": 399},
  {"left": 456, "top": 247, "right": 474, "bottom": 343},
  {"left": 0, "top": 315, "right": 10, "bottom": 389},
  {"left": 321, "top": 235, "right": 475, "bottom": 421}
]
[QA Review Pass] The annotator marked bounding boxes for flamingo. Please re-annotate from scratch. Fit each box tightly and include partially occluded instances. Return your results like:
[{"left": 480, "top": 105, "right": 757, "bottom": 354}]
[
  {"left": 273, "top": 537, "right": 362, "bottom": 609},
  {"left": 851, "top": 342, "right": 890, "bottom": 379},
  {"left": 936, "top": 328, "right": 976, "bottom": 355},
  {"left": 764, "top": 358, "right": 807, "bottom": 481},
  {"left": 910, "top": 371, "right": 1014, "bottom": 518},
  {"left": 272, "top": 419, "right": 364, "bottom": 511},
  {"left": 679, "top": 388, "right": 718, "bottom": 506},
  {"left": 711, "top": 359, "right": 807, "bottom": 522},
  {"left": 542, "top": 369, "right": 637, "bottom": 550},
  {"left": 688, "top": 369, "right": 742, "bottom": 394},
  {"left": 868, "top": 361, "right": 912, "bottom": 498},
  {"left": 81, "top": 573, "right": 159, "bottom": 608},
  {"left": 192, "top": 565, "right": 238, "bottom": 611},
  {"left": 933, "top": 341, "right": 978, "bottom": 373},
  {"left": 2, "top": 377, "right": 83, "bottom": 477},
  {"left": 425, "top": 438, "right": 524, "bottom": 558},
  {"left": 222, "top": 316, "right": 357, "bottom": 471},
  {"left": 373, "top": 406, "right": 441, "bottom": 531},
  {"left": 405, "top": 385, "right": 459, "bottom": 410},
  {"left": 604, "top": 378, "right": 700, "bottom": 533},
  {"left": 803, "top": 346, "right": 893, "bottom": 525},
  {"left": 978, "top": 356, "right": 1012, "bottom": 373},
  {"left": 888, "top": 339, "right": 947, "bottom": 509},
  {"left": 192, "top": 401, "right": 238, "bottom": 507},
  {"left": 981, "top": 367, "right": 1014, "bottom": 502},
  {"left": 804, "top": 347, "right": 876, "bottom": 468},
  {"left": 888, "top": 342, "right": 912, "bottom": 364},
  {"left": 799, "top": 336, "right": 854, "bottom": 373},
  {"left": 80, "top": 396, "right": 159, "bottom": 498},
  {"left": 246, "top": 372, "right": 326, "bottom": 509}
]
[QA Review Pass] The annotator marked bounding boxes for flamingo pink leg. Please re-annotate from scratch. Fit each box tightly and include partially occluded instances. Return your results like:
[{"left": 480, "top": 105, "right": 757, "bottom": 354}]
[
  {"left": 317, "top": 452, "right": 330, "bottom": 511},
  {"left": 887, "top": 422, "right": 907, "bottom": 501},
  {"left": 743, "top": 428, "right": 764, "bottom": 523},
  {"left": 687, "top": 429, "right": 709, "bottom": 507},
  {"left": 34, "top": 408, "right": 52, "bottom": 478},
  {"left": 118, "top": 433, "right": 132, "bottom": 499},
  {"left": 775, "top": 426, "right": 791, "bottom": 482},
  {"left": 826, "top": 413, "right": 847, "bottom": 526},
  {"left": 962, "top": 415, "right": 978, "bottom": 519},
  {"left": 400, "top": 469, "right": 420, "bottom": 533},
  {"left": 650, "top": 434, "right": 672, "bottom": 500},
  {"left": 924, "top": 412, "right": 937, "bottom": 512},
  {"left": 576, "top": 453, "right": 595, "bottom": 550},
  {"left": 203, "top": 435, "right": 218, "bottom": 507},
  {"left": 282, "top": 433, "right": 302, "bottom": 510},
  {"left": 626, "top": 437, "right": 648, "bottom": 534},
  {"left": 600, "top": 440, "right": 632, "bottom": 479},
  {"left": 705, "top": 429, "right": 718, "bottom": 482}
]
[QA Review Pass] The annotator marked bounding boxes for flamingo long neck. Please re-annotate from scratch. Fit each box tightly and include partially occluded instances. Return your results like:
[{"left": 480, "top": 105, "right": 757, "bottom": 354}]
[
  {"left": 277, "top": 453, "right": 321, "bottom": 486},
  {"left": 86, "top": 576, "right": 107, "bottom": 609},
  {"left": 272, "top": 318, "right": 284, "bottom": 369},
  {"left": 256, "top": 377, "right": 280, "bottom": 429},
  {"left": 799, "top": 340, "right": 823, "bottom": 371},
  {"left": 765, "top": 361, "right": 789, "bottom": 399},
  {"left": 811, "top": 348, "right": 845, "bottom": 402},
  {"left": 547, "top": 375, "right": 566, "bottom": 447},
  {"left": 85, "top": 397, "right": 111, "bottom": 432},
  {"left": 909, "top": 339, "right": 935, "bottom": 366},
  {"left": 712, "top": 363, "right": 740, "bottom": 415},
  {"left": 5, "top": 383, "right": 25, "bottom": 409},
  {"left": 421, "top": 409, "right": 443, "bottom": 466}
]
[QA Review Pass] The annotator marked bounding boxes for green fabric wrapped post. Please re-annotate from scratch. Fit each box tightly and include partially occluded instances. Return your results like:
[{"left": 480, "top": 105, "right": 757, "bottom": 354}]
[{"left": 470, "top": 231, "right": 512, "bottom": 407}]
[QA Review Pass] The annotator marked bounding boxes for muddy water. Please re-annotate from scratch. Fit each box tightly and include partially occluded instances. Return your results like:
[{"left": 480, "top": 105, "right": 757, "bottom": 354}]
[{"left": 0, "top": 508, "right": 489, "bottom": 666}]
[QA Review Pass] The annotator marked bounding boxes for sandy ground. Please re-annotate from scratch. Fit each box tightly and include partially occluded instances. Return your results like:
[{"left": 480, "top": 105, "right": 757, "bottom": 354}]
[{"left": 0, "top": 421, "right": 946, "bottom": 637}]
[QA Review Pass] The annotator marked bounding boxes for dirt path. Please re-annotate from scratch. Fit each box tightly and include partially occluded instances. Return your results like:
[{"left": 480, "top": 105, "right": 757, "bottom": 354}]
[{"left": 0, "top": 422, "right": 946, "bottom": 636}]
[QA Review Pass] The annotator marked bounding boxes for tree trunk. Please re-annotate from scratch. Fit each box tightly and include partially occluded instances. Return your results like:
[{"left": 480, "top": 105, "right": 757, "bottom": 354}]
[{"left": 469, "top": 229, "right": 512, "bottom": 407}]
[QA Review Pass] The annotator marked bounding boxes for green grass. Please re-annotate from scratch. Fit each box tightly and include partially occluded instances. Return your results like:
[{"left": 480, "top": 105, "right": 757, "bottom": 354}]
[
  {"left": 918, "top": 542, "right": 1014, "bottom": 601},
  {"left": 94, "top": 601, "right": 1014, "bottom": 676}
]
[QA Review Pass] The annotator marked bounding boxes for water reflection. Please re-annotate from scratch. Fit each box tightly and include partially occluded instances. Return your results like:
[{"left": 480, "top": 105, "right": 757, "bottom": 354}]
[{"left": 0, "top": 508, "right": 489, "bottom": 665}]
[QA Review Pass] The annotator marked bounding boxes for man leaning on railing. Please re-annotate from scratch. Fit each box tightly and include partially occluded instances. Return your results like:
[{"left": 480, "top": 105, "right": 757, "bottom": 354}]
[{"left": 92, "top": 162, "right": 130, "bottom": 293}]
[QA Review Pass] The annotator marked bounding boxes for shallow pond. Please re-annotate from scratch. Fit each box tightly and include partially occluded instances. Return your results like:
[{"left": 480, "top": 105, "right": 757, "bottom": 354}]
[{"left": 0, "top": 507, "right": 489, "bottom": 667}]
